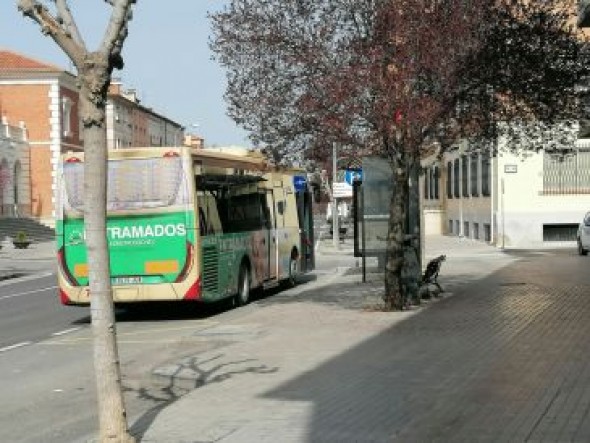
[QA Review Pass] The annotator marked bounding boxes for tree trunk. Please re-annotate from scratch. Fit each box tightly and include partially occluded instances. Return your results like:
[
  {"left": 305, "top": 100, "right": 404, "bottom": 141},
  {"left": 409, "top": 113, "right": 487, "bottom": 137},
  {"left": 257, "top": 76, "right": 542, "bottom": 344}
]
[
  {"left": 384, "top": 157, "right": 408, "bottom": 310},
  {"left": 405, "top": 157, "right": 422, "bottom": 304},
  {"left": 80, "top": 85, "right": 134, "bottom": 443}
]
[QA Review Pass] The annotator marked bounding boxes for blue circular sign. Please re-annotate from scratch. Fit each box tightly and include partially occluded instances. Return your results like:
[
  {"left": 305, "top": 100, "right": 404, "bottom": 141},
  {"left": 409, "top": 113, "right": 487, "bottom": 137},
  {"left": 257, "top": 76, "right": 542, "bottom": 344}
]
[
  {"left": 344, "top": 169, "right": 362, "bottom": 185},
  {"left": 293, "top": 175, "right": 307, "bottom": 192}
]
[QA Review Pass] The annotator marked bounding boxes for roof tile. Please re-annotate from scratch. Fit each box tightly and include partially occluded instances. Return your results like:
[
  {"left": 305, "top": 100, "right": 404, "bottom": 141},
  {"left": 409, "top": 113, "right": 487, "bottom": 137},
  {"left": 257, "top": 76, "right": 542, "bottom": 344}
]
[{"left": 0, "top": 49, "right": 62, "bottom": 72}]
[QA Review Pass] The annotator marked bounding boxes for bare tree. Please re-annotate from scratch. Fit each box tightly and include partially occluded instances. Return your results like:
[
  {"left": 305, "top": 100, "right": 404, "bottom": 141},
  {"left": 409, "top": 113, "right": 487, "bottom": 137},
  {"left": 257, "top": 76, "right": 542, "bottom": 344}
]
[{"left": 18, "top": 1, "right": 136, "bottom": 441}]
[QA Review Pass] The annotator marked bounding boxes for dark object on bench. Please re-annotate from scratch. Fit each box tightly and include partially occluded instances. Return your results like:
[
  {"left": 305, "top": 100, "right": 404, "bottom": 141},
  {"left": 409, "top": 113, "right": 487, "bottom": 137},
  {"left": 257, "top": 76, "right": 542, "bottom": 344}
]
[{"left": 422, "top": 255, "right": 446, "bottom": 294}]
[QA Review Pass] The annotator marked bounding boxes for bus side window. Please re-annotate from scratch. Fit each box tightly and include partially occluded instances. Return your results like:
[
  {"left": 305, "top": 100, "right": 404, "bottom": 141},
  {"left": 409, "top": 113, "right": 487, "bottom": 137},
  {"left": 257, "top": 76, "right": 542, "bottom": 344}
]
[{"left": 261, "top": 194, "right": 272, "bottom": 229}]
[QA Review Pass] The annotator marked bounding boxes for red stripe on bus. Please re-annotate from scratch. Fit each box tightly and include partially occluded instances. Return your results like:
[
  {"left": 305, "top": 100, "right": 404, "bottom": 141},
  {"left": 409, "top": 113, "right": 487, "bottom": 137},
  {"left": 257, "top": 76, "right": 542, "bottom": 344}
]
[
  {"left": 59, "top": 289, "right": 72, "bottom": 305},
  {"left": 183, "top": 278, "right": 201, "bottom": 301}
]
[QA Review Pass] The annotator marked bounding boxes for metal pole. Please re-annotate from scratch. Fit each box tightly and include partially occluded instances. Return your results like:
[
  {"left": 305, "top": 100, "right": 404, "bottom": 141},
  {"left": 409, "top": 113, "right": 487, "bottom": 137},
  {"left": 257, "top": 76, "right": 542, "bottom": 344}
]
[
  {"left": 501, "top": 177, "right": 505, "bottom": 249},
  {"left": 332, "top": 143, "right": 339, "bottom": 249},
  {"left": 361, "top": 183, "right": 366, "bottom": 283}
]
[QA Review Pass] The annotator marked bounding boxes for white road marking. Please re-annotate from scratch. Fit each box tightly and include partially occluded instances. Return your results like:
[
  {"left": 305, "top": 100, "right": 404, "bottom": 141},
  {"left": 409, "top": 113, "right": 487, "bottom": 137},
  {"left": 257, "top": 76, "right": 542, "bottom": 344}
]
[
  {"left": 0, "top": 285, "right": 58, "bottom": 301},
  {"left": 0, "top": 272, "right": 54, "bottom": 287},
  {"left": 51, "top": 327, "right": 81, "bottom": 337},
  {"left": 0, "top": 342, "right": 32, "bottom": 353}
]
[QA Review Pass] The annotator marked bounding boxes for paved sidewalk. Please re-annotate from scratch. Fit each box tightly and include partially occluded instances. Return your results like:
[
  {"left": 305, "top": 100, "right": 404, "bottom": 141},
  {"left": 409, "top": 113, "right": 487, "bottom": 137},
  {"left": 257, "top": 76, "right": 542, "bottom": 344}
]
[
  {"left": 136, "top": 236, "right": 527, "bottom": 443},
  {"left": 0, "top": 238, "right": 55, "bottom": 279}
]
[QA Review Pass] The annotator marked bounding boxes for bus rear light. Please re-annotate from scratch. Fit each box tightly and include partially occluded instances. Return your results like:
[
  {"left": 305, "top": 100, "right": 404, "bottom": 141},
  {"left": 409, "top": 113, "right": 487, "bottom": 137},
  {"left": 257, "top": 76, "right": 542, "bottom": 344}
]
[
  {"left": 175, "top": 241, "right": 194, "bottom": 282},
  {"left": 74, "top": 263, "right": 88, "bottom": 277},
  {"left": 65, "top": 157, "right": 82, "bottom": 163},
  {"left": 163, "top": 151, "right": 180, "bottom": 158},
  {"left": 183, "top": 278, "right": 201, "bottom": 301},
  {"left": 57, "top": 247, "right": 78, "bottom": 286}
]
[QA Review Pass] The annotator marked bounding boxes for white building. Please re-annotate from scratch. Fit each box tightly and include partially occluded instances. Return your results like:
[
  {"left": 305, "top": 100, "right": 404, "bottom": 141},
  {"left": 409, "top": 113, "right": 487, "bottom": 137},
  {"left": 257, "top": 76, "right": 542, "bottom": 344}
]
[
  {"left": 0, "top": 117, "right": 30, "bottom": 217},
  {"left": 422, "top": 139, "right": 590, "bottom": 249}
]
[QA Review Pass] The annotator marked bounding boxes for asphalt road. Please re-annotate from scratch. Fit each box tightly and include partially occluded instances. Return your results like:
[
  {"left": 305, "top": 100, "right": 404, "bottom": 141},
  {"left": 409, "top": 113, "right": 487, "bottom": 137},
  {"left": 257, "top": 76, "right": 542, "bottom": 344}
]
[
  {"left": 3, "top": 246, "right": 585, "bottom": 442},
  {"left": 0, "top": 273, "right": 83, "bottom": 351},
  {"left": 0, "top": 261, "right": 341, "bottom": 443}
]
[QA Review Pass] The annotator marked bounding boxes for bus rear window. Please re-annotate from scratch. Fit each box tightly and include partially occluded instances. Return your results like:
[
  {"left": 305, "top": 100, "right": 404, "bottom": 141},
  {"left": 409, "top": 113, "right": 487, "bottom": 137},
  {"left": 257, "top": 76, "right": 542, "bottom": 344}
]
[{"left": 63, "top": 156, "right": 188, "bottom": 212}]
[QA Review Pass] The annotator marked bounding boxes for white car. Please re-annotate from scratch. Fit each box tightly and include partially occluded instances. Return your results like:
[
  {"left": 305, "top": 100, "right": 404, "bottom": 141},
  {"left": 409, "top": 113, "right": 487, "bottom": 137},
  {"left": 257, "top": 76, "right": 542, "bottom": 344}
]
[{"left": 577, "top": 212, "right": 590, "bottom": 255}]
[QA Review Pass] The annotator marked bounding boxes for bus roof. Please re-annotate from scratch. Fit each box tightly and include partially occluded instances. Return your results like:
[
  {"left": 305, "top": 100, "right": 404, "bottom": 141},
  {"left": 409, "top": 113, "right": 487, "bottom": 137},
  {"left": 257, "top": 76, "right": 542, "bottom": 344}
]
[
  {"left": 62, "top": 146, "right": 304, "bottom": 175},
  {"left": 193, "top": 147, "right": 270, "bottom": 171}
]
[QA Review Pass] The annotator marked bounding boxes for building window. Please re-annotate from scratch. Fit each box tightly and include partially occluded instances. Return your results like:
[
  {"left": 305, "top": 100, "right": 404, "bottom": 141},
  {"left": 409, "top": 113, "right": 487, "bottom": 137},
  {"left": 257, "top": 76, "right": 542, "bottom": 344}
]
[
  {"left": 462, "top": 155, "right": 469, "bottom": 197},
  {"left": 62, "top": 97, "right": 72, "bottom": 137},
  {"left": 424, "top": 167, "right": 430, "bottom": 200},
  {"left": 482, "top": 155, "right": 491, "bottom": 196},
  {"left": 464, "top": 221, "right": 470, "bottom": 237},
  {"left": 474, "top": 222, "right": 479, "bottom": 240},
  {"left": 434, "top": 166, "right": 440, "bottom": 199},
  {"left": 543, "top": 224, "right": 578, "bottom": 241},
  {"left": 453, "top": 159, "right": 460, "bottom": 198},
  {"left": 471, "top": 153, "right": 479, "bottom": 197},
  {"left": 449, "top": 220, "right": 454, "bottom": 234},
  {"left": 484, "top": 223, "right": 491, "bottom": 242},
  {"left": 447, "top": 161, "right": 453, "bottom": 198},
  {"left": 543, "top": 149, "right": 590, "bottom": 195}
]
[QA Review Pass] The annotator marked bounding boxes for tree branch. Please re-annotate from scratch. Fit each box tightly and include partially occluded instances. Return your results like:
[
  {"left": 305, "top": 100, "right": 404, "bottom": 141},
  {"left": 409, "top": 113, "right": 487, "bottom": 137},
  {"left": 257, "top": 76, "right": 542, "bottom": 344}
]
[
  {"left": 54, "top": 0, "right": 86, "bottom": 50},
  {"left": 100, "top": 0, "right": 135, "bottom": 69},
  {"left": 18, "top": 0, "right": 85, "bottom": 67}
]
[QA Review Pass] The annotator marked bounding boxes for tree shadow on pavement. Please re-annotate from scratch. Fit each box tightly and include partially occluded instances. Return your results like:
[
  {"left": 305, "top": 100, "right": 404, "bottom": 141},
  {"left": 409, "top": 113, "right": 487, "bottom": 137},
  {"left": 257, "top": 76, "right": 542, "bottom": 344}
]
[
  {"left": 259, "top": 253, "right": 590, "bottom": 442},
  {"left": 127, "top": 353, "right": 278, "bottom": 441}
]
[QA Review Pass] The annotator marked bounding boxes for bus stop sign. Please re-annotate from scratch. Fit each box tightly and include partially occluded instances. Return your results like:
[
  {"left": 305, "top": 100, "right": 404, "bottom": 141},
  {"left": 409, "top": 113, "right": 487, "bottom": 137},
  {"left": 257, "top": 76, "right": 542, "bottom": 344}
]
[
  {"left": 345, "top": 169, "right": 362, "bottom": 185},
  {"left": 293, "top": 175, "right": 307, "bottom": 192}
]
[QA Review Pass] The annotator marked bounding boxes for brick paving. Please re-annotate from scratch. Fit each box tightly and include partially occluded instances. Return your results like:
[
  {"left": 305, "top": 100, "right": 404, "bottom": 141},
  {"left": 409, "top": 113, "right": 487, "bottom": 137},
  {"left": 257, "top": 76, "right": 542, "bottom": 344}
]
[{"left": 90, "top": 236, "right": 590, "bottom": 442}]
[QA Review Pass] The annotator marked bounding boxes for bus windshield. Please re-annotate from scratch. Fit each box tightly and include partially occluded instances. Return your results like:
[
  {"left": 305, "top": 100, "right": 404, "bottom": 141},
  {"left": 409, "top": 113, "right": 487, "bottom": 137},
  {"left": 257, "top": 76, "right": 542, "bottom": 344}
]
[{"left": 63, "top": 156, "right": 188, "bottom": 213}]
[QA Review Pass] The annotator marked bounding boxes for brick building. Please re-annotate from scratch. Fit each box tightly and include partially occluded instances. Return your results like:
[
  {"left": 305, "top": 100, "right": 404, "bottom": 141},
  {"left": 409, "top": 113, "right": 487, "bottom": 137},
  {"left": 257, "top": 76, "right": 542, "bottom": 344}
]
[
  {"left": 106, "top": 81, "right": 184, "bottom": 149},
  {"left": 0, "top": 49, "right": 81, "bottom": 226},
  {"left": 0, "top": 116, "right": 30, "bottom": 218},
  {"left": 0, "top": 49, "right": 185, "bottom": 226}
]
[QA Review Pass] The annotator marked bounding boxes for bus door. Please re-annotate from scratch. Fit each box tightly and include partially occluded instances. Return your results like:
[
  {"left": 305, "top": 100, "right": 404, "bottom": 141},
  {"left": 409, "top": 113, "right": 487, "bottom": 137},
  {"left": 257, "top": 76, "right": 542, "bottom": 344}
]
[
  {"left": 296, "top": 188, "right": 315, "bottom": 272},
  {"left": 265, "top": 190, "right": 278, "bottom": 280}
]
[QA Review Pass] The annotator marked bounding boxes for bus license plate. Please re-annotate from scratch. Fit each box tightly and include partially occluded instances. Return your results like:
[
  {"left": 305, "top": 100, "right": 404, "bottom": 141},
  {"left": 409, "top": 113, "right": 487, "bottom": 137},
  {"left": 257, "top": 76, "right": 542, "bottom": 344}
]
[{"left": 112, "top": 276, "right": 142, "bottom": 285}]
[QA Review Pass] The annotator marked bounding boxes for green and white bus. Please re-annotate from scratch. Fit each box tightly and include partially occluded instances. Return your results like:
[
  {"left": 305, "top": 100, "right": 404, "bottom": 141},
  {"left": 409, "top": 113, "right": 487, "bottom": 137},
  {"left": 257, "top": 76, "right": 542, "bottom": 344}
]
[{"left": 56, "top": 146, "right": 314, "bottom": 306}]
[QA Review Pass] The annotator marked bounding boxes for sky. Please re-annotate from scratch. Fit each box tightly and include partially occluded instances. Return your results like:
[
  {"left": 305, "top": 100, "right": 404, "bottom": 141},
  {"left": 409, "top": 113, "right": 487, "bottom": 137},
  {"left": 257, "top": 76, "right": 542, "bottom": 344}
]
[{"left": 0, "top": 0, "right": 250, "bottom": 147}]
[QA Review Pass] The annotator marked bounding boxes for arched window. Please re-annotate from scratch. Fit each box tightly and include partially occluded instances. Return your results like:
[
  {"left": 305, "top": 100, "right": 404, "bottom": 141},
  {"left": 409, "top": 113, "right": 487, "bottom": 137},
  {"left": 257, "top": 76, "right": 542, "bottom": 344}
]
[
  {"left": 0, "top": 159, "right": 10, "bottom": 216},
  {"left": 13, "top": 161, "right": 22, "bottom": 216},
  {"left": 62, "top": 97, "right": 72, "bottom": 136}
]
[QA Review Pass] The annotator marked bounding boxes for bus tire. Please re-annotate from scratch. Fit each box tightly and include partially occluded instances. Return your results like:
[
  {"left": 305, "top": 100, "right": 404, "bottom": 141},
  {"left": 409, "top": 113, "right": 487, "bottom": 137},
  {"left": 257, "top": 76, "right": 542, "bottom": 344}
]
[
  {"left": 285, "top": 250, "right": 299, "bottom": 288},
  {"left": 235, "top": 263, "right": 251, "bottom": 306}
]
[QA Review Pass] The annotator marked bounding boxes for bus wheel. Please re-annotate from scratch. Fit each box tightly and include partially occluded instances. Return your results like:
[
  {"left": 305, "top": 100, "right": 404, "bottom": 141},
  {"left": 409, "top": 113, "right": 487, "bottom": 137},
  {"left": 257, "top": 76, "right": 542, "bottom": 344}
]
[{"left": 235, "top": 264, "right": 250, "bottom": 306}]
